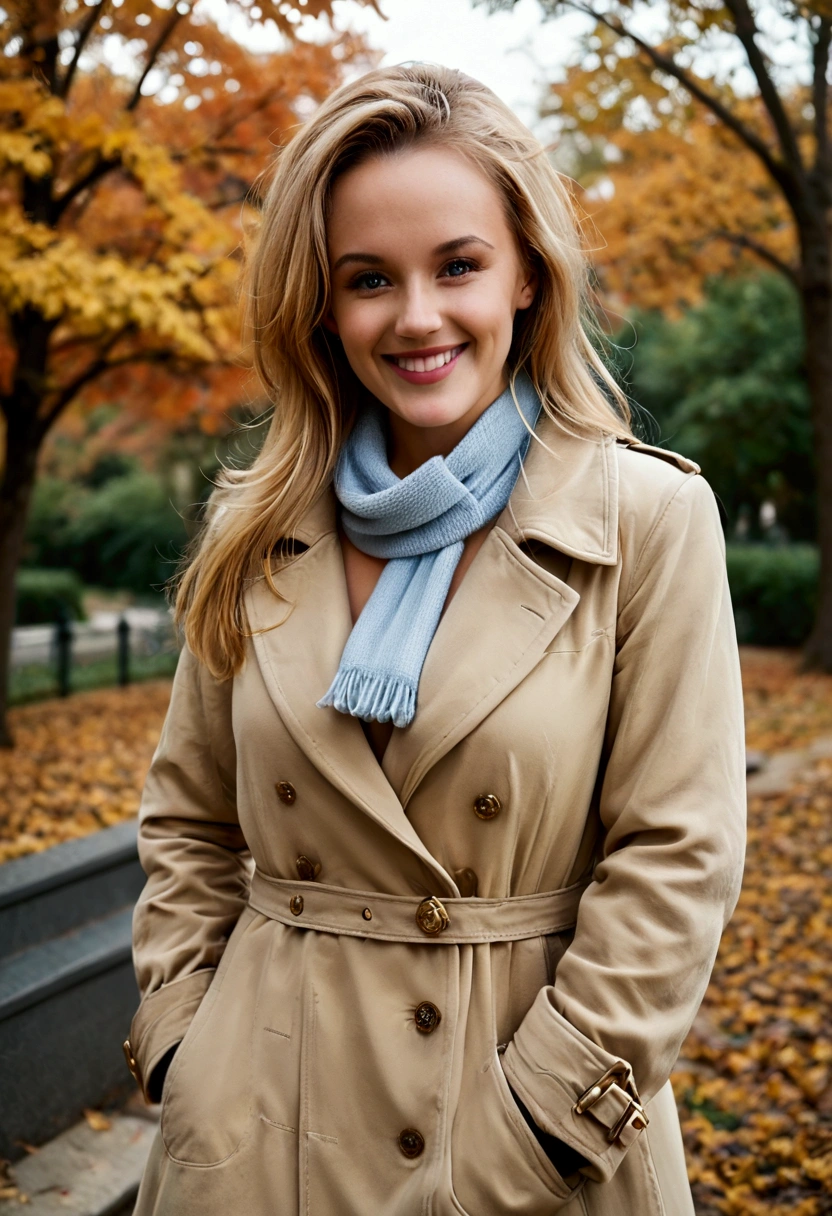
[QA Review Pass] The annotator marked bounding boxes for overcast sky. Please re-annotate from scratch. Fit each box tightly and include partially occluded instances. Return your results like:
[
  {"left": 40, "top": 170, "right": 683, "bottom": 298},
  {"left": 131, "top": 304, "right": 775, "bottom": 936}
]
[{"left": 330, "top": 0, "right": 592, "bottom": 132}]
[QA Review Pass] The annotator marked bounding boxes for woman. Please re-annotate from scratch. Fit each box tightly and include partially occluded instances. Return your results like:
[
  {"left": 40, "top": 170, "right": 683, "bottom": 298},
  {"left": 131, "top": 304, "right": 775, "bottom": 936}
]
[{"left": 124, "top": 64, "right": 746, "bottom": 1216}]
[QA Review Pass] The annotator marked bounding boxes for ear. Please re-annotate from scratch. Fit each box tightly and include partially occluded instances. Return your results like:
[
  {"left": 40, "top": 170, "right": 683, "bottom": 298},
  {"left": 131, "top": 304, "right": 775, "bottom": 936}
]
[
  {"left": 516, "top": 266, "right": 538, "bottom": 311},
  {"left": 322, "top": 309, "right": 340, "bottom": 336}
]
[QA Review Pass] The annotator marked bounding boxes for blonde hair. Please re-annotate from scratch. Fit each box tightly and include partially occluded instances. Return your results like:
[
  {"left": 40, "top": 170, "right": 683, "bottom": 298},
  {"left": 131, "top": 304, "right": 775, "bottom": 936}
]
[{"left": 176, "top": 63, "right": 632, "bottom": 678}]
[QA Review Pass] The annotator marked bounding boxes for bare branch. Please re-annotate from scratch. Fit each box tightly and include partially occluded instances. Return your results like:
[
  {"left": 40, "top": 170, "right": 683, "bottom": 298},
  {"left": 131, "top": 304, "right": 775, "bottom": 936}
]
[
  {"left": 37, "top": 343, "right": 177, "bottom": 434},
  {"left": 724, "top": 0, "right": 804, "bottom": 173},
  {"left": 58, "top": 0, "right": 109, "bottom": 100},
  {"left": 51, "top": 155, "right": 120, "bottom": 222},
  {"left": 711, "top": 229, "right": 800, "bottom": 286},
  {"left": 125, "top": 5, "right": 190, "bottom": 113}
]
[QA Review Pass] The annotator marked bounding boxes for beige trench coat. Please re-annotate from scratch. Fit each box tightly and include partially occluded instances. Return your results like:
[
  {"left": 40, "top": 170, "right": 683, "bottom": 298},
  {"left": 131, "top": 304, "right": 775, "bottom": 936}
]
[{"left": 127, "top": 415, "right": 746, "bottom": 1216}]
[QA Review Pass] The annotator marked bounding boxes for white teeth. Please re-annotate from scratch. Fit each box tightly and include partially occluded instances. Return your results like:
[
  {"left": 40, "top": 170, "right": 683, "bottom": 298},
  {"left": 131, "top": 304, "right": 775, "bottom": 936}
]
[{"left": 393, "top": 345, "right": 461, "bottom": 372}]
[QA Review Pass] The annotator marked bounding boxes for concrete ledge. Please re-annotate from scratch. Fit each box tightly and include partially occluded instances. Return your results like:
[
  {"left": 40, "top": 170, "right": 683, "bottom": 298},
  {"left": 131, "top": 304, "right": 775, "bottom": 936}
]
[
  {"left": 0, "top": 825, "right": 143, "bottom": 1160},
  {"left": 0, "top": 823, "right": 143, "bottom": 961},
  {"left": 0, "top": 1112, "right": 157, "bottom": 1216}
]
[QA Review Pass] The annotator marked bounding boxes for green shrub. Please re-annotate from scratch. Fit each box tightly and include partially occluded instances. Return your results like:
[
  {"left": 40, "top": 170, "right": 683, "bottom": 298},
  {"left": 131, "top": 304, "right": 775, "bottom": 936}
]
[
  {"left": 15, "top": 568, "right": 87, "bottom": 626},
  {"left": 726, "top": 544, "right": 818, "bottom": 646},
  {"left": 23, "top": 470, "right": 188, "bottom": 595},
  {"left": 65, "top": 471, "right": 187, "bottom": 593}
]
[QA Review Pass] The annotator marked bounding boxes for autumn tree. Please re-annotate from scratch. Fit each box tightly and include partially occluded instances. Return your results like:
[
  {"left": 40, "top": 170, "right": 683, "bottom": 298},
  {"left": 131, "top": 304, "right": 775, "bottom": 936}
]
[
  {"left": 0, "top": 0, "right": 376, "bottom": 745},
  {"left": 481, "top": 0, "right": 832, "bottom": 666}
]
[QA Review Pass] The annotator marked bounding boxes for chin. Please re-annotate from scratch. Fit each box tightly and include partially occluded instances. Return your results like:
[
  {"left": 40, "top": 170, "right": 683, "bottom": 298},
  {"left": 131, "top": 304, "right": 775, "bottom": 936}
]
[{"left": 393, "top": 400, "right": 472, "bottom": 429}]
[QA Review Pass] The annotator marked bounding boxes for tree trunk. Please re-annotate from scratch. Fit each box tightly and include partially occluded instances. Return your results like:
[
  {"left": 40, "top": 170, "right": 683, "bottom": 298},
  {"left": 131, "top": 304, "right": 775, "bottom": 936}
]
[
  {"left": 799, "top": 215, "right": 832, "bottom": 669},
  {"left": 0, "top": 305, "right": 54, "bottom": 746},
  {"left": 0, "top": 415, "right": 43, "bottom": 747}
]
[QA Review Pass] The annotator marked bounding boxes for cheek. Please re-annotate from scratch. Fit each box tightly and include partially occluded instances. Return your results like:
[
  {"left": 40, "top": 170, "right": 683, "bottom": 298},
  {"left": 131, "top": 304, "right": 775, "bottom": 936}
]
[
  {"left": 335, "top": 302, "right": 386, "bottom": 360},
  {"left": 456, "top": 286, "right": 519, "bottom": 346}
]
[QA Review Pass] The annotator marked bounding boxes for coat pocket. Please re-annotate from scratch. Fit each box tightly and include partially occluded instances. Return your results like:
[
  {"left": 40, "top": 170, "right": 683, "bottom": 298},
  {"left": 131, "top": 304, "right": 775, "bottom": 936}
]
[
  {"left": 450, "top": 1042, "right": 584, "bottom": 1216},
  {"left": 160, "top": 907, "right": 259, "bottom": 1167}
]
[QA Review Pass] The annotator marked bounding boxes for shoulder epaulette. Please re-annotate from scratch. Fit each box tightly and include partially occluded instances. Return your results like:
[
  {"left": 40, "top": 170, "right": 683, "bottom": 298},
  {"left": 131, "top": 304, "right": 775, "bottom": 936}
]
[{"left": 618, "top": 439, "right": 701, "bottom": 476}]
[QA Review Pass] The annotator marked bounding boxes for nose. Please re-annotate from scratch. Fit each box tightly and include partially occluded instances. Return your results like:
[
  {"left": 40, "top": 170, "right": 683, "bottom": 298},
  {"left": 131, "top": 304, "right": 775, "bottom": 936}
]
[{"left": 394, "top": 280, "right": 442, "bottom": 342}]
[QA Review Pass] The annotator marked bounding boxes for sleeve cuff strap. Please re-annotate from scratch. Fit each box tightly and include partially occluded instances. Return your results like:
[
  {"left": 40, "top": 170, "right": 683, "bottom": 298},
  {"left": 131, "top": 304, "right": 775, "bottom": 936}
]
[
  {"left": 125, "top": 969, "right": 216, "bottom": 1103},
  {"left": 501, "top": 989, "right": 649, "bottom": 1184}
]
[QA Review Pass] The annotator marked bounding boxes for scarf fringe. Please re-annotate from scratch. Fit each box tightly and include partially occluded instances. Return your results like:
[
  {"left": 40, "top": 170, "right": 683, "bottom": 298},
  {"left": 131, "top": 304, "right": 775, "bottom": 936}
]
[{"left": 317, "top": 667, "right": 417, "bottom": 728}]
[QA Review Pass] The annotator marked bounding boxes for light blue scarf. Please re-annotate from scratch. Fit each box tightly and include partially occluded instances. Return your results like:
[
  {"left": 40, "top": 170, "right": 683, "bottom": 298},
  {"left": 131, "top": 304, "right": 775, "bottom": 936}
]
[{"left": 317, "top": 373, "right": 542, "bottom": 728}]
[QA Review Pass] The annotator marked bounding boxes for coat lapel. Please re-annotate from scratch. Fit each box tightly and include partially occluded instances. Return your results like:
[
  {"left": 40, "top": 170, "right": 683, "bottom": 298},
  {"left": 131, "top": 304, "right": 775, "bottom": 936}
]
[
  {"left": 245, "top": 502, "right": 450, "bottom": 886},
  {"left": 381, "top": 526, "right": 581, "bottom": 806}
]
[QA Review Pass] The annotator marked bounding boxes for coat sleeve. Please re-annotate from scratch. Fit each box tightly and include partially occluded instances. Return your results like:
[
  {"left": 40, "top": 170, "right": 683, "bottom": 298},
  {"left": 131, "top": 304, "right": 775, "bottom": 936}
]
[
  {"left": 501, "top": 471, "right": 746, "bottom": 1183},
  {"left": 127, "top": 644, "right": 249, "bottom": 1101}
]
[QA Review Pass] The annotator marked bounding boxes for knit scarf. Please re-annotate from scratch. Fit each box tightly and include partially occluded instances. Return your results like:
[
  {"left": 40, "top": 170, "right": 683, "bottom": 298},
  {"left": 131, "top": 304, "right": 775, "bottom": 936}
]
[{"left": 317, "top": 372, "right": 542, "bottom": 728}]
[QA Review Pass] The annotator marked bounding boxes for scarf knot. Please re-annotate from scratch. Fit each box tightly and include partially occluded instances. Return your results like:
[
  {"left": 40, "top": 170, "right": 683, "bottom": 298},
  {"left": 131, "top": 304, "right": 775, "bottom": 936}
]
[{"left": 317, "top": 373, "right": 542, "bottom": 727}]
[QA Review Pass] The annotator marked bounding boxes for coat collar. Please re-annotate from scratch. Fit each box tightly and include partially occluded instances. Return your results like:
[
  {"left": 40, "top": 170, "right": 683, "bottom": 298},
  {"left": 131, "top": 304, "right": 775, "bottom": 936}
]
[
  {"left": 498, "top": 412, "right": 619, "bottom": 565},
  {"left": 246, "top": 410, "right": 619, "bottom": 864},
  {"left": 289, "top": 411, "right": 620, "bottom": 566}
]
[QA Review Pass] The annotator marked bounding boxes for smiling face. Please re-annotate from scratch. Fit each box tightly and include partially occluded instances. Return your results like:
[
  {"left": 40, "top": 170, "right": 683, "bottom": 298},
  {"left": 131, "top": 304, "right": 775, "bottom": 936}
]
[{"left": 325, "top": 144, "right": 536, "bottom": 470}]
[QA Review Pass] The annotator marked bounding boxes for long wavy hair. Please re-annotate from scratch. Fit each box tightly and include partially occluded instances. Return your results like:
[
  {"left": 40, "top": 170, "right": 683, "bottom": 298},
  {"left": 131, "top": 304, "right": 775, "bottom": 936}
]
[{"left": 176, "top": 63, "right": 632, "bottom": 679}]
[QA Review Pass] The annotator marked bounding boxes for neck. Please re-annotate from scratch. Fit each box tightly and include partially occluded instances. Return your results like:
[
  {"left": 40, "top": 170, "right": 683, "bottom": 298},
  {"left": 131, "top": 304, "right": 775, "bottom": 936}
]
[{"left": 386, "top": 371, "right": 508, "bottom": 479}]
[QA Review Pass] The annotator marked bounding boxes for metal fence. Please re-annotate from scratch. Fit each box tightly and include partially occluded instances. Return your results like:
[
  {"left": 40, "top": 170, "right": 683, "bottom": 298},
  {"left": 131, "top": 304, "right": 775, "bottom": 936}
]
[{"left": 9, "top": 609, "right": 180, "bottom": 705}]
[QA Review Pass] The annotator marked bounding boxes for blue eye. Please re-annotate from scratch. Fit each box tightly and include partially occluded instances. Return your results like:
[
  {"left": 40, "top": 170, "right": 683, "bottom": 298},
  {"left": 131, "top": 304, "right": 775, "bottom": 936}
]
[
  {"left": 444, "top": 258, "right": 476, "bottom": 278},
  {"left": 352, "top": 271, "right": 387, "bottom": 291}
]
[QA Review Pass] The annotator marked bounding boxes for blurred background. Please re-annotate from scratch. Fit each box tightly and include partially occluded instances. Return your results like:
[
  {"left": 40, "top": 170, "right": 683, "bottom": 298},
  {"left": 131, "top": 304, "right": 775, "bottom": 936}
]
[{"left": 1, "top": 2, "right": 831, "bottom": 1214}]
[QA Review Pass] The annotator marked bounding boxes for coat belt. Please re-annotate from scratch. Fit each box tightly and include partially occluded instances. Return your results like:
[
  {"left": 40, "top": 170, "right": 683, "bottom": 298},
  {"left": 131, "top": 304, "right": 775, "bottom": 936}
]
[{"left": 248, "top": 869, "right": 591, "bottom": 944}]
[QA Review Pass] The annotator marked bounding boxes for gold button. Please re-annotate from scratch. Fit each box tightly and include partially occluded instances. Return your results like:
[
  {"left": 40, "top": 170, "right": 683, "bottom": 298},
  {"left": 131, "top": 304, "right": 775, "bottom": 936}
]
[
  {"left": 290, "top": 895, "right": 304, "bottom": 916},
  {"left": 296, "top": 855, "right": 321, "bottom": 882},
  {"left": 453, "top": 867, "right": 479, "bottom": 898},
  {"left": 414, "top": 1002, "right": 441, "bottom": 1034},
  {"left": 362, "top": 907, "right": 373, "bottom": 921},
  {"left": 398, "top": 1128, "right": 425, "bottom": 1158},
  {"left": 122, "top": 1039, "right": 140, "bottom": 1085},
  {"left": 276, "top": 781, "right": 297, "bottom": 805},
  {"left": 473, "top": 793, "right": 501, "bottom": 820},
  {"left": 415, "top": 896, "right": 450, "bottom": 936}
]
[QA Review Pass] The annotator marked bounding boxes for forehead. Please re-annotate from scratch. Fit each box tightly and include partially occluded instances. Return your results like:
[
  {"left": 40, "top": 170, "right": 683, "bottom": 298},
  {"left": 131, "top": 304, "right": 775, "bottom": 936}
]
[{"left": 326, "top": 145, "right": 511, "bottom": 254}]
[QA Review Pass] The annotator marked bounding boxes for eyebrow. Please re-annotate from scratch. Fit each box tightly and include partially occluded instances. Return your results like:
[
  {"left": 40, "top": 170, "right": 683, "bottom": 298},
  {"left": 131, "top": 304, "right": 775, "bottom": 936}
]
[{"left": 332, "top": 234, "right": 494, "bottom": 272}]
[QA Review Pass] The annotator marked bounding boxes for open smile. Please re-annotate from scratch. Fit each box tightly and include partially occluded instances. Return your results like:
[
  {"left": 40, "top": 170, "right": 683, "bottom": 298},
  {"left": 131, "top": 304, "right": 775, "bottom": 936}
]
[{"left": 382, "top": 343, "right": 468, "bottom": 384}]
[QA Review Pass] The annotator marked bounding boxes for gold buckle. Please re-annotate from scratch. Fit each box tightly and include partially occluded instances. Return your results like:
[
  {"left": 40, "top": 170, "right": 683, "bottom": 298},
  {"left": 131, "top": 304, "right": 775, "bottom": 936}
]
[
  {"left": 574, "top": 1061, "right": 633, "bottom": 1114},
  {"left": 608, "top": 1098, "right": 648, "bottom": 1142},
  {"left": 574, "top": 1060, "right": 648, "bottom": 1141}
]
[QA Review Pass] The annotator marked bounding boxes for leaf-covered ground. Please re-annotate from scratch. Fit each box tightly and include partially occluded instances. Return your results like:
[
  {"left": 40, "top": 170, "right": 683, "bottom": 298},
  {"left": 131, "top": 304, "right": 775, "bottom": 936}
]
[
  {"left": 742, "top": 647, "right": 832, "bottom": 752},
  {"left": 0, "top": 681, "right": 172, "bottom": 863},
  {"left": 1, "top": 649, "right": 831, "bottom": 1211},
  {"left": 674, "top": 754, "right": 832, "bottom": 1215},
  {"left": 676, "top": 650, "right": 832, "bottom": 1215}
]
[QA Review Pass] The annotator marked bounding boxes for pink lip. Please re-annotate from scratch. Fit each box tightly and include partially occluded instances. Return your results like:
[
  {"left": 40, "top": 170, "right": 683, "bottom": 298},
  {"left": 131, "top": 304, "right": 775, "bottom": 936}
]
[{"left": 383, "top": 344, "right": 467, "bottom": 385}]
